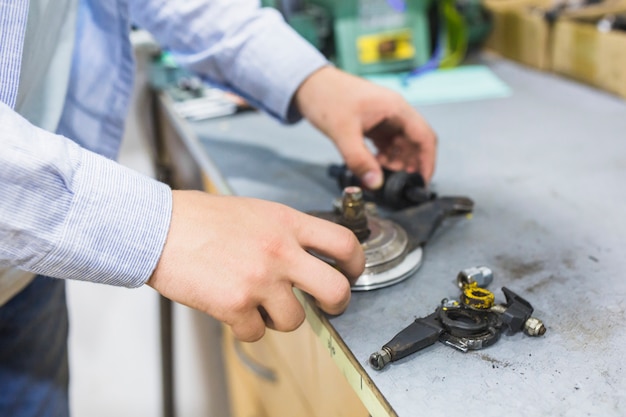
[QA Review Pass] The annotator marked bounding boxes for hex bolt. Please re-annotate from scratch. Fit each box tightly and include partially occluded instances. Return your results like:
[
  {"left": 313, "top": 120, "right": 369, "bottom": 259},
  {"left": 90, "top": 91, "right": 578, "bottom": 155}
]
[
  {"left": 524, "top": 317, "right": 547, "bottom": 336},
  {"left": 457, "top": 266, "right": 494, "bottom": 289},
  {"left": 340, "top": 186, "right": 370, "bottom": 241}
]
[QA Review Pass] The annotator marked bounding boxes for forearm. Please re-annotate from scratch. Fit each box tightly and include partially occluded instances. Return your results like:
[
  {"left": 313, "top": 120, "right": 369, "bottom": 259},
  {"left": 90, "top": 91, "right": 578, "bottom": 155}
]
[
  {"left": 0, "top": 102, "right": 172, "bottom": 287},
  {"left": 129, "top": 0, "right": 328, "bottom": 122}
]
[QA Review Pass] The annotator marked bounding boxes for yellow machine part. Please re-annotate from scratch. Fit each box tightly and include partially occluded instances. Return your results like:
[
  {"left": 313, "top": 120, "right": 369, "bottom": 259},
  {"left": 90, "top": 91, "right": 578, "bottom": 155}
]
[{"left": 357, "top": 29, "right": 416, "bottom": 64}]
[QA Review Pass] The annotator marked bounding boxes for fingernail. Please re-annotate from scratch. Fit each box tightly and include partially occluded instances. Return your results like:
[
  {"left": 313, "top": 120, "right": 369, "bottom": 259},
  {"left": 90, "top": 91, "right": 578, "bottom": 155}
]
[{"left": 362, "top": 170, "right": 383, "bottom": 190}]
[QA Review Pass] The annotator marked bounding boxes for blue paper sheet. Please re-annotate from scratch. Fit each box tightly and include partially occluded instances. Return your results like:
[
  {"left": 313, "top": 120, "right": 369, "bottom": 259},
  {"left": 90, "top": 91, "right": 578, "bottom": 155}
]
[{"left": 366, "top": 65, "right": 512, "bottom": 105}]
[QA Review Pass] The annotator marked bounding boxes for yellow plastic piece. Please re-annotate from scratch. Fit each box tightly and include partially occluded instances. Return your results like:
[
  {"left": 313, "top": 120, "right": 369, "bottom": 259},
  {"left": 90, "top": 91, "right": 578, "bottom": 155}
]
[{"left": 461, "top": 282, "right": 494, "bottom": 309}]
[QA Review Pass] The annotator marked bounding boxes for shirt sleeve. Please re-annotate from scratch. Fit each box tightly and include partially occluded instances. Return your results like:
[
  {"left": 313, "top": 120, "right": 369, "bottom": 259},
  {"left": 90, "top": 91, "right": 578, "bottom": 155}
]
[
  {"left": 129, "top": 0, "right": 329, "bottom": 123},
  {"left": 0, "top": 101, "right": 172, "bottom": 288}
]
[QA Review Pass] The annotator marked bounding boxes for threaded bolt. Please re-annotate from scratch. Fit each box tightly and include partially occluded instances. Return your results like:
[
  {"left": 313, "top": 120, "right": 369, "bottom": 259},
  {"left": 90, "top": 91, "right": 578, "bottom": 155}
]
[{"left": 340, "top": 186, "right": 370, "bottom": 241}]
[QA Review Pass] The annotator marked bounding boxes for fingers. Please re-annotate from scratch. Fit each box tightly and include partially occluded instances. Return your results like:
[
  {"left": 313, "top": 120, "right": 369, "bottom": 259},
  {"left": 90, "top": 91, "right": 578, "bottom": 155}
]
[
  {"left": 330, "top": 121, "right": 384, "bottom": 190},
  {"left": 295, "top": 65, "right": 436, "bottom": 185},
  {"left": 258, "top": 287, "right": 306, "bottom": 332},
  {"left": 327, "top": 104, "right": 437, "bottom": 187},
  {"left": 420, "top": 136, "right": 437, "bottom": 182},
  {"left": 395, "top": 106, "right": 438, "bottom": 182},
  {"left": 228, "top": 287, "right": 305, "bottom": 341},
  {"left": 229, "top": 308, "right": 267, "bottom": 342},
  {"left": 151, "top": 191, "right": 362, "bottom": 343},
  {"left": 254, "top": 210, "right": 359, "bottom": 316},
  {"left": 228, "top": 211, "right": 362, "bottom": 340},
  {"left": 370, "top": 125, "right": 437, "bottom": 184},
  {"left": 295, "top": 213, "right": 365, "bottom": 280},
  {"left": 226, "top": 283, "right": 315, "bottom": 341},
  {"left": 289, "top": 251, "right": 353, "bottom": 315}
]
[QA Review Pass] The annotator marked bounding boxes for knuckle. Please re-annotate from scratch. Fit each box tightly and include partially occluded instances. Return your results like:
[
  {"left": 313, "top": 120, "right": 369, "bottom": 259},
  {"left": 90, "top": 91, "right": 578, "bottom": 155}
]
[
  {"left": 274, "top": 203, "right": 296, "bottom": 224},
  {"left": 386, "top": 89, "right": 405, "bottom": 106},
  {"left": 325, "top": 277, "right": 351, "bottom": 310},
  {"left": 273, "top": 307, "right": 306, "bottom": 333},
  {"left": 374, "top": 88, "right": 403, "bottom": 113},
  {"left": 258, "top": 234, "right": 288, "bottom": 261},
  {"left": 227, "top": 290, "right": 255, "bottom": 315},
  {"left": 237, "top": 324, "right": 266, "bottom": 343},
  {"left": 248, "top": 326, "right": 266, "bottom": 342}
]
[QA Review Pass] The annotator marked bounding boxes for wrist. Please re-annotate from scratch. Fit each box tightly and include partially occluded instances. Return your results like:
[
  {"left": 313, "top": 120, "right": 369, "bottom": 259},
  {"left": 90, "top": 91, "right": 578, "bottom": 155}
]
[{"left": 294, "top": 65, "right": 340, "bottom": 120}]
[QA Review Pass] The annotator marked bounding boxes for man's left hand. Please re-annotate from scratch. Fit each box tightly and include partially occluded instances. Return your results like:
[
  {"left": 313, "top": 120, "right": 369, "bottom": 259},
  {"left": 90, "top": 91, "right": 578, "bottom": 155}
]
[{"left": 295, "top": 66, "right": 437, "bottom": 190}]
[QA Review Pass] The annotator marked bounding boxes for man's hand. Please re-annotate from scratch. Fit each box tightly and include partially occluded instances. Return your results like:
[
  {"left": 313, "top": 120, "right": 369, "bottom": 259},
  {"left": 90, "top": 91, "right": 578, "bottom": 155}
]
[
  {"left": 148, "top": 190, "right": 364, "bottom": 342},
  {"left": 295, "top": 66, "right": 437, "bottom": 189}
]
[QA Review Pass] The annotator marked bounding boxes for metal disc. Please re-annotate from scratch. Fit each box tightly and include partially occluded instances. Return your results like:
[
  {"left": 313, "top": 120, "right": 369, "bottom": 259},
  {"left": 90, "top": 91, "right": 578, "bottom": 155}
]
[
  {"left": 352, "top": 247, "right": 423, "bottom": 291},
  {"left": 352, "top": 216, "right": 423, "bottom": 291}
]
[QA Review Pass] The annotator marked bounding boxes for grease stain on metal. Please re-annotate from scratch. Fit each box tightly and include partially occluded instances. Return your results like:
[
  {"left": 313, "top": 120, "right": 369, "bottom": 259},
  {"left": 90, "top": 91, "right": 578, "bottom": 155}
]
[
  {"left": 479, "top": 354, "right": 512, "bottom": 369},
  {"left": 494, "top": 254, "right": 545, "bottom": 280},
  {"left": 525, "top": 274, "right": 566, "bottom": 293}
]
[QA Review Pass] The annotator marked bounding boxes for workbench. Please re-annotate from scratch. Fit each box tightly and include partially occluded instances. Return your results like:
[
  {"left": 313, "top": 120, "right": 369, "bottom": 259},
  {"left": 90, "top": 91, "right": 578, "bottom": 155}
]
[{"left": 154, "top": 56, "right": 626, "bottom": 417}]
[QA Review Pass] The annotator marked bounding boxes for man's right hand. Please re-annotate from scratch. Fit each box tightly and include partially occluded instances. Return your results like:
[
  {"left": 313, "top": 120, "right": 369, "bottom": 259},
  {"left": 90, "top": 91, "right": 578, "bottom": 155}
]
[{"left": 147, "top": 190, "right": 365, "bottom": 342}]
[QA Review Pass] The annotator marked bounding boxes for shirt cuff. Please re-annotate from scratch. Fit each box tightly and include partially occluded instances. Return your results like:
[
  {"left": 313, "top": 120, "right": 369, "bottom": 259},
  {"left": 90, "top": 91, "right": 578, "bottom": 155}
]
[{"left": 31, "top": 149, "right": 172, "bottom": 288}]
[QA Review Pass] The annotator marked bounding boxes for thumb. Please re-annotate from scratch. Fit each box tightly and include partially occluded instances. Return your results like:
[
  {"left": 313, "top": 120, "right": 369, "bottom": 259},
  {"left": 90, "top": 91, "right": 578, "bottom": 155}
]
[{"left": 334, "top": 133, "right": 384, "bottom": 190}]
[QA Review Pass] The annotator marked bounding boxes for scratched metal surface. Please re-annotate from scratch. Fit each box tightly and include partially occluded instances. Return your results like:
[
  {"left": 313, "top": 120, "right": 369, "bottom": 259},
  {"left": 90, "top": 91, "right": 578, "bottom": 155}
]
[{"left": 190, "top": 58, "right": 626, "bottom": 416}]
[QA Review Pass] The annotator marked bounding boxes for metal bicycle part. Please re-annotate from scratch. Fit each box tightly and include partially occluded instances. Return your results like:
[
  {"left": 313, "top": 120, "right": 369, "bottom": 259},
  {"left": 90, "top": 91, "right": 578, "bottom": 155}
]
[
  {"left": 439, "top": 327, "right": 500, "bottom": 352},
  {"left": 369, "top": 285, "right": 546, "bottom": 370},
  {"left": 386, "top": 196, "right": 474, "bottom": 252},
  {"left": 328, "top": 164, "right": 435, "bottom": 209},
  {"left": 352, "top": 215, "right": 422, "bottom": 290},
  {"left": 437, "top": 305, "right": 502, "bottom": 352},
  {"left": 354, "top": 246, "right": 423, "bottom": 291},
  {"left": 309, "top": 186, "right": 473, "bottom": 291}
]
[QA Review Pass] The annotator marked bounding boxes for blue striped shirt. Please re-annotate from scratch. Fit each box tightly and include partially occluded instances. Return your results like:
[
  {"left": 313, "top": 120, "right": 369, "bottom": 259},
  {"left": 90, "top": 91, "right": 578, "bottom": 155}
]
[
  {"left": 0, "top": 0, "right": 327, "bottom": 300},
  {"left": 0, "top": 0, "right": 29, "bottom": 108}
]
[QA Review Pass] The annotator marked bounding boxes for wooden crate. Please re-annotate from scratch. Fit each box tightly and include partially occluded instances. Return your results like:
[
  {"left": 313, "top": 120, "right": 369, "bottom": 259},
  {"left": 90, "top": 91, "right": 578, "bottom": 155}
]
[
  {"left": 551, "top": 5, "right": 626, "bottom": 99},
  {"left": 483, "top": 0, "right": 554, "bottom": 70}
]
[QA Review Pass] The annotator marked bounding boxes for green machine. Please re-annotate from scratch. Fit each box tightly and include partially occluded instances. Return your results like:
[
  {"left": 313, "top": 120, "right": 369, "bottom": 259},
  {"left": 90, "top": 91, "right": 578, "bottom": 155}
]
[
  {"left": 264, "top": 0, "right": 433, "bottom": 75},
  {"left": 311, "top": 0, "right": 433, "bottom": 75},
  {"left": 263, "top": 0, "right": 492, "bottom": 76}
]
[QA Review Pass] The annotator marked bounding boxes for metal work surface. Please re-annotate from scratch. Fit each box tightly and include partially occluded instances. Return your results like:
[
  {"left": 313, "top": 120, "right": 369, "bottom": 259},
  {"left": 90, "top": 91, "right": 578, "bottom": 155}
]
[{"left": 185, "top": 58, "right": 626, "bottom": 416}]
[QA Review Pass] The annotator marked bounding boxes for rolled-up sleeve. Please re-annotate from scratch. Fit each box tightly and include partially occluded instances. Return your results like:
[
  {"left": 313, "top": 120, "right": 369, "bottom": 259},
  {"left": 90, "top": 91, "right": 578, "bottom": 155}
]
[
  {"left": 0, "top": 102, "right": 172, "bottom": 287},
  {"left": 129, "top": 0, "right": 328, "bottom": 122}
]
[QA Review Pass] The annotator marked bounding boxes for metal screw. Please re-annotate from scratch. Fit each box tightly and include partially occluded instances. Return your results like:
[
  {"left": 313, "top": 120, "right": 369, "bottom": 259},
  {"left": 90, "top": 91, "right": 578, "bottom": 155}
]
[
  {"left": 340, "top": 186, "right": 370, "bottom": 241},
  {"left": 342, "top": 186, "right": 365, "bottom": 219}
]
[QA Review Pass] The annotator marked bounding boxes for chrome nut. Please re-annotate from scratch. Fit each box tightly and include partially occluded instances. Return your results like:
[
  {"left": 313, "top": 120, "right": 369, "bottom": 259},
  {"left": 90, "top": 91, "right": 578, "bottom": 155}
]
[
  {"left": 524, "top": 317, "right": 547, "bottom": 336},
  {"left": 457, "top": 266, "right": 494, "bottom": 289},
  {"left": 369, "top": 348, "right": 392, "bottom": 370}
]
